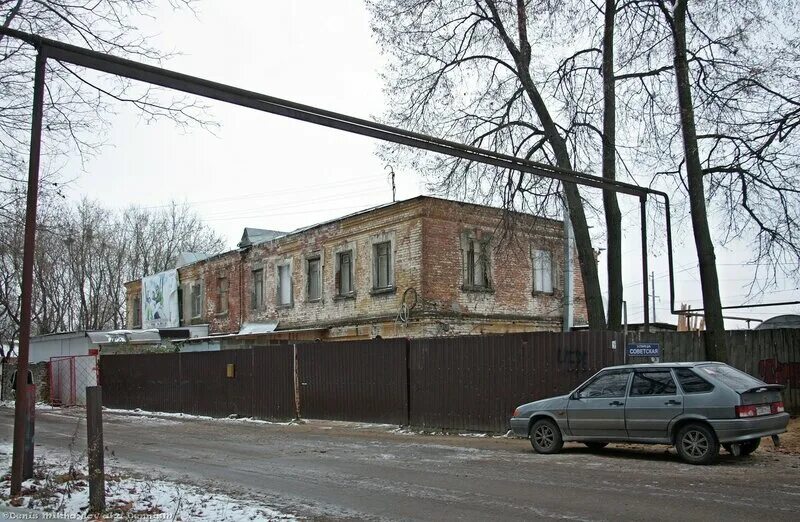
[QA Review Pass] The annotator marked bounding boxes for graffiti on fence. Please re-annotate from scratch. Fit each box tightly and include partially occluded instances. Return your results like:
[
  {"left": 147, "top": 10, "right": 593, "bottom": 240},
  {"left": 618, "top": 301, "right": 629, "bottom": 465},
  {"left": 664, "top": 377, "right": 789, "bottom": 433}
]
[
  {"left": 558, "top": 348, "right": 588, "bottom": 371},
  {"left": 758, "top": 358, "right": 800, "bottom": 387}
]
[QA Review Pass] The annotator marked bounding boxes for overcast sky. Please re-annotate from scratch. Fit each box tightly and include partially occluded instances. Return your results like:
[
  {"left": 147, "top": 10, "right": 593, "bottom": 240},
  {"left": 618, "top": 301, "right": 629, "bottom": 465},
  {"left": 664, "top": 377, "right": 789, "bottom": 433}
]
[{"left": 61, "top": 1, "right": 798, "bottom": 328}]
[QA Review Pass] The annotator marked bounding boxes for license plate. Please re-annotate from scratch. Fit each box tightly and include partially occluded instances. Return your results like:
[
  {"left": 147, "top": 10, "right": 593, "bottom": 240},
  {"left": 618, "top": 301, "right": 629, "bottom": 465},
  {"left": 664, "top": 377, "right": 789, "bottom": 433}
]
[{"left": 756, "top": 405, "right": 771, "bottom": 416}]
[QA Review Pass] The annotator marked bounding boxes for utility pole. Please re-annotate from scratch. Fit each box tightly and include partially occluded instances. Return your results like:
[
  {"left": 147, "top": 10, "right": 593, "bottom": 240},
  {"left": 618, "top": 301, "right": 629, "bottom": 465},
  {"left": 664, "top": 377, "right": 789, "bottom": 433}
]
[
  {"left": 385, "top": 165, "right": 396, "bottom": 202},
  {"left": 650, "top": 271, "right": 658, "bottom": 323}
]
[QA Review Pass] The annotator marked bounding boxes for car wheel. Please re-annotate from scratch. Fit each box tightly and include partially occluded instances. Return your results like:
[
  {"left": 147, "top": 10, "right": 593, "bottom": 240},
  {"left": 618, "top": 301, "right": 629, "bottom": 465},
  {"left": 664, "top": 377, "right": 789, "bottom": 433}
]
[
  {"left": 529, "top": 418, "right": 564, "bottom": 454},
  {"left": 723, "top": 438, "right": 761, "bottom": 457},
  {"left": 584, "top": 442, "right": 608, "bottom": 451},
  {"left": 676, "top": 423, "right": 719, "bottom": 465}
]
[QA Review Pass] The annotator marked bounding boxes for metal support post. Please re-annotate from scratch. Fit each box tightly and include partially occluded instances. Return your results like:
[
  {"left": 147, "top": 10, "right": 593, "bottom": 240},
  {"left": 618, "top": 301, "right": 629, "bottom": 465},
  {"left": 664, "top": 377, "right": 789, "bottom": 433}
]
[
  {"left": 640, "top": 196, "right": 650, "bottom": 333},
  {"left": 11, "top": 49, "right": 47, "bottom": 496},
  {"left": 86, "top": 386, "right": 105, "bottom": 513}
]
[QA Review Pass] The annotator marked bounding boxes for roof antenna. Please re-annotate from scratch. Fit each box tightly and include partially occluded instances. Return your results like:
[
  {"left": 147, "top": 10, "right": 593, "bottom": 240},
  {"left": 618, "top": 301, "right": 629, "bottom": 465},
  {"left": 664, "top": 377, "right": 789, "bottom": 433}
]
[{"left": 385, "top": 165, "right": 396, "bottom": 202}]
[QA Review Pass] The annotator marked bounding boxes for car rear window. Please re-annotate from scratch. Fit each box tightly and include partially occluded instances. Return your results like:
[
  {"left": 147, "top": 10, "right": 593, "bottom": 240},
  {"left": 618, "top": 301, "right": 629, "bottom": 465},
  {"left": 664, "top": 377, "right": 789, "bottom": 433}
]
[
  {"left": 697, "top": 364, "right": 765, "bottom": 391},
  {"left": 675, "top": 368, "right": 714, "bottom": 393}
]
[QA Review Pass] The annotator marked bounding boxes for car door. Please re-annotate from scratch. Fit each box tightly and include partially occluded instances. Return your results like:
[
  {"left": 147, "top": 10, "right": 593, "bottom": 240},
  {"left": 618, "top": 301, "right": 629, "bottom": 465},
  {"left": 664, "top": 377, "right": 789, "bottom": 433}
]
[
  {"left": 624, "top": 369, "right": 684, "bottom": 440},
  {"left": 567, "top": 370, "right": 631, "bottom": 438}
]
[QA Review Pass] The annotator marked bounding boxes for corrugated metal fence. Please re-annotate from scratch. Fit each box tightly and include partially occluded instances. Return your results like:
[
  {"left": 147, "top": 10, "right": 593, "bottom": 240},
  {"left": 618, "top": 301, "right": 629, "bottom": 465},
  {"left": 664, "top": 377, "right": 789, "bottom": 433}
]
[{"left": 100, "top": 329, "right": 798, "bottom": 432}]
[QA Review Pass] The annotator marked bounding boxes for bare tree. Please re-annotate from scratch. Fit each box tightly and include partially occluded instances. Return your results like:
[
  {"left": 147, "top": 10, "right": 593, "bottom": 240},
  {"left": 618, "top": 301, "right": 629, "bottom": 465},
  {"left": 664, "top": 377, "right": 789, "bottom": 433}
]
[
  {"left": 0, "top": 198, "right": 224, "bottom": 338},
  {"left": 0, "top": 0, "right": 210, "bottom": 224},
  {"left": 369, "top": 0, "right": 608, "bottom": 328}
]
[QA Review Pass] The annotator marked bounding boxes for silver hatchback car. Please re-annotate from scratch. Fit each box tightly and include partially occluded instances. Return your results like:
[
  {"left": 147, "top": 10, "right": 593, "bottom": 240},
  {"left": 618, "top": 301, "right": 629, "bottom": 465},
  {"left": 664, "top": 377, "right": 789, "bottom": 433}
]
[{"left": 510, "top": 362, "right": 790, "bottom": 464}]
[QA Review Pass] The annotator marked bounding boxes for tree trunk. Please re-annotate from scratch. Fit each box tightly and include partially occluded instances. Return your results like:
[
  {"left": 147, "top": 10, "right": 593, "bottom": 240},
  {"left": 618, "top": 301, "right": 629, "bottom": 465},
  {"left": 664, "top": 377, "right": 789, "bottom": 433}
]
[
  {"left": 518, "top": 69, "right": 607, "bottom": 329},
  {"left": 506, "top": 0, "right": 606, "bottom": 330},
  {"left": 603, "top": 0, "right": 623, "bottom": 331},
  {"left": 671, "top": 1, "right": 727, "bottom": 361}
]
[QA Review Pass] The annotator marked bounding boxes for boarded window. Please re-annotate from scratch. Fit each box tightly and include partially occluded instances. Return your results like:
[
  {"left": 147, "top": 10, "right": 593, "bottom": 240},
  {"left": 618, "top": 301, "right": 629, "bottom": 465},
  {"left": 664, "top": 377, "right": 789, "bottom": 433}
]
[
  {"left": 217, "top": 277, "right": 229, "bottom": 314},
  {"left": 465, "top": 239, "right": 490, "bottom": 289},
  {"left": 132, "top": 296, "right": 142, "bottom": 327},
  {"left": 277, "top": 263, "right": 292, "bottom": 306},
  {"left": 533, "top": 249, "right": 553, "bottom": 293},
  {"left": 373, "top": 241, "right": 392, "bottom": 289},
  {"left": 190, "top": 283, "right": 202, "bottom": 318},
  {"left": 336, "top": 250, "right": 354, "bottom": 295},
  {"left": 307, "top": 257, "right": 321, "bottom": 300},
  {"left": 252, "top": 269, "right": 264, "bottom": 310}
]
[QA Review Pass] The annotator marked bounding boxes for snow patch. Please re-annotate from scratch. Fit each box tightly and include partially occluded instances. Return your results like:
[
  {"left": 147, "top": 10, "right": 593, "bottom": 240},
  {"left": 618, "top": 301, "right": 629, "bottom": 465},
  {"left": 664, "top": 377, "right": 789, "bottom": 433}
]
[{"left": 0, "top": 443, "right": 295, "bottom": 521}]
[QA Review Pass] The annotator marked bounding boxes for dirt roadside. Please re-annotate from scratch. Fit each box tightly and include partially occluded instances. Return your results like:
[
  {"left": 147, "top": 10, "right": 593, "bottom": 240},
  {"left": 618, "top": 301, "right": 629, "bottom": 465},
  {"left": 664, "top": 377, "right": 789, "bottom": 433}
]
[{"left": 93, "top": 408, "right": 800, "bottom": 457}]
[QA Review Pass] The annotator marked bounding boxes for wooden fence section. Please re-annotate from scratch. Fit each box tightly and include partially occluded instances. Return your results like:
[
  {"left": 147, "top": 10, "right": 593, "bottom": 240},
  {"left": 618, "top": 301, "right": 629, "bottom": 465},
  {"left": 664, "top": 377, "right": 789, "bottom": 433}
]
[
  {"left": 409, "top": 331, "right": 624, "bottom": 432},
  {"left": 100, "top": 329, "right": 798, "bottom": 432}
]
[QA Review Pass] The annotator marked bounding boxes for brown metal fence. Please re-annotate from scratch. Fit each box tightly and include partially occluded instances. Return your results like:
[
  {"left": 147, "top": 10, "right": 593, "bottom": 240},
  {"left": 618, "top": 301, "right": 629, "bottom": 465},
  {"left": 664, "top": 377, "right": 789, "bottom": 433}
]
[
  {"left": 99, "top": 329, "right": 797, "bottom": 432},
  {"left": 297, "top": 339, "right": 408, "bottom": 424},
  {"left": 409, "top": 331, "right": 624, "bottom": 432}
]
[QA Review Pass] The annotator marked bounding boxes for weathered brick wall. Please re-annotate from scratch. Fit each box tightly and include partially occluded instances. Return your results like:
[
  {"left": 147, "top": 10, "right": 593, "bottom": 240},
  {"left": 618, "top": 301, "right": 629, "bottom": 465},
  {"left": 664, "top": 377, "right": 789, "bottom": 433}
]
[
  {"left": 239, "top": 202, "right": 424, "bottom": 333},
  {"left": 125, "top": 197, "right": 589, "bottom": 337},
  {"left": 420, "top": 199, "right": 587, "bottom": 328}
]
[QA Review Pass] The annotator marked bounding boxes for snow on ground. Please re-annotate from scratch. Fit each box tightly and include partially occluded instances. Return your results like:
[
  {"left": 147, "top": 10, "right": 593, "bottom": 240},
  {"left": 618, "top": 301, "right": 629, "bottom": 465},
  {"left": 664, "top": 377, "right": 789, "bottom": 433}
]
[{"left": 0, "top": 443, "right": 296, "bottom": 521}]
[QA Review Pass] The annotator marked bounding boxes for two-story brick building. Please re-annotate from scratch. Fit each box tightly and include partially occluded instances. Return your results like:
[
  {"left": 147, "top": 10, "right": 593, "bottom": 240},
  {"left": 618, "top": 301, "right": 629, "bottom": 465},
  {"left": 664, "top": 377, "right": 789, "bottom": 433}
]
[{"left": 124, "top": 196, "right": 587, "bottom": 343}]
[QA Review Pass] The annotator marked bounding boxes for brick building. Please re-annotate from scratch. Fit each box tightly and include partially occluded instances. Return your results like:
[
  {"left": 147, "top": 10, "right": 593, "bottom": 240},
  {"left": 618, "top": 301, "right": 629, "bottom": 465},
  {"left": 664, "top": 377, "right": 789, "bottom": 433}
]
[{"left": 124, "top": 196, "right": 587, "bottom": 342}]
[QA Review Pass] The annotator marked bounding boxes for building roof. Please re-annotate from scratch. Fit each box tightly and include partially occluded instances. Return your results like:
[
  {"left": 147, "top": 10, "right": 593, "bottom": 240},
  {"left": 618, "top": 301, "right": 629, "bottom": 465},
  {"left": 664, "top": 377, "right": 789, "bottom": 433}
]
[
  {"left": 176, "top": 252, "right": 213, "bottom": 268},
  {"left": 755, "top": 314, "right": 800, "bottom": 330},
  {"left": 238, "top": 228, "right": 288, "bottom": 248}
]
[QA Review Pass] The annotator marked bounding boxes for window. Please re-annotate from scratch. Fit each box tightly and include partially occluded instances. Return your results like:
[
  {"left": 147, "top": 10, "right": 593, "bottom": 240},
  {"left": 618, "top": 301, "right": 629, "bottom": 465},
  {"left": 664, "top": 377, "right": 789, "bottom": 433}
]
[
  {"left": 217, "top": 277, "right": 229, "bottom": 314},
  {"left": 630, "top": 371, "right": 677, "bottom": 396},
  {"left": 698, "top": 364, "right": 764, "bottom": 391},
  {"left": 577, "top": 371, "right": 630, "bottom": 398},
  {"left": 464, "top": 238, "right": 490, "bottom": 289},
  {"left": 277, "top": 263, "right": 292, "bottom": 306},
  {"left": 190, "top": 283, "right": 202, "bottom": 318},
  {"left": 336, "top": 250, "right": 354, "bottom": 296},
  {"left": 373, "top": 241, "right": 392, "bottom": 289},
  {"left": 132, "top": 296, "right": 142, "bottom": 327},
  {"left": 252, "top": 268, "right": 264, "bottom": 310},
  {"left": 675, "top": 368, "right": 714, "bottom": 393},
  {"left": 307, "top": 257, "right": 321, "bottom": 301},
  {"left": 533, "top": 249, "right": 553, "bottom": 293}
]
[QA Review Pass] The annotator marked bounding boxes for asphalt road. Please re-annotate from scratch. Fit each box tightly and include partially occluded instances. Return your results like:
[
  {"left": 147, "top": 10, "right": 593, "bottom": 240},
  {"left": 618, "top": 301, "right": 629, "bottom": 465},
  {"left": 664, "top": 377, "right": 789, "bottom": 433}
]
[{"left": 2, "top": 407, "right": 799, "bottom": 521}]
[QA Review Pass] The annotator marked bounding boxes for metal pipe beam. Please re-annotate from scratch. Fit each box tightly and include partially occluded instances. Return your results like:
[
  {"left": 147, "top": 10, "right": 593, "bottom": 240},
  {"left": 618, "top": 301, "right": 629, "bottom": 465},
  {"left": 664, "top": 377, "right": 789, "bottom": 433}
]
[{"left": 11, "top": 48, "right": 47, "bottom": 496}]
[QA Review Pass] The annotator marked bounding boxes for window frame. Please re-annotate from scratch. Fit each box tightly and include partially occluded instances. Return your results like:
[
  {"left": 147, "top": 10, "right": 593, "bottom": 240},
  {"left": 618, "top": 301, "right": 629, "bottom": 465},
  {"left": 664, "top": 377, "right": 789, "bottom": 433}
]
[
  {"left": 306, "top": 256, "right": 322, "bottom": 302},
  {"left": 336, "top": 249, "right": 355, "bottom": 297},
  {"left": 675, "top": 368, "right": 715, "bottom": 394},
  {"left": 276, "top": 260, "right": 293, "bottom": 308},
  {"left": 372, "top": 240, "right": 394, "bottom": 292},
  {"left": 216, "top": 276, "right": 229, "bottom": 315},
  {"left": 251, "top": 268, "right": 265, "bottom": 310},
  {"left": 132, "top": 295, "right": 142, "bottom": 328},
  {"left": 461, "top": 233, "right": 492, "bottom": 292},
  {"left": 576, "top": 370, "right": 632, "bottom": 399},
  {"left": 190, "top": 282, "right": 203, "bottom": 319},
  {"left": 629, "top": 370, "right": 678, "bottom": 397},
  {"left": 532, "top": 248, "right": 554, "bottom": 294}
]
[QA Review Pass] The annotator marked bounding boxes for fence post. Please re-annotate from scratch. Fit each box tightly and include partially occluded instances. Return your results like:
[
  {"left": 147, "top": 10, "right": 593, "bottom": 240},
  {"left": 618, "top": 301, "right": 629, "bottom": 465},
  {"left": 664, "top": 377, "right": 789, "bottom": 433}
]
[
  {"left": 23, "top": 383, "right": 35, "bottom": 480},
  {"left": 293, "top": 344, "right": 301, "bottom": 420},
  {"left": 86, "top": 386, "right": 105, "bottom": 513}
]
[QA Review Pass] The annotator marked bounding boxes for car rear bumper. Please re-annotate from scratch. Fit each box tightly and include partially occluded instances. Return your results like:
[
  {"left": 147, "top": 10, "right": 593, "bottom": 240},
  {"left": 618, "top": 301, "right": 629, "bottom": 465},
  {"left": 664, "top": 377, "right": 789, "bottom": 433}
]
[
  {"left": 510, "top": 417, "right": 529, "bottom": 437},
  {"left": 710, "top": 412, "right": 790, "bottom": 443}
]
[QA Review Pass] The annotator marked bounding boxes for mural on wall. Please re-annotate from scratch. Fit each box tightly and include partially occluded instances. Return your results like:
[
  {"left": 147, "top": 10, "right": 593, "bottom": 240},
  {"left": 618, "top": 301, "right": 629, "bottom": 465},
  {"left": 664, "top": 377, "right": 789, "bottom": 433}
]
[{"left": 142, "top": 269, "right": 179, "bottom": 329}]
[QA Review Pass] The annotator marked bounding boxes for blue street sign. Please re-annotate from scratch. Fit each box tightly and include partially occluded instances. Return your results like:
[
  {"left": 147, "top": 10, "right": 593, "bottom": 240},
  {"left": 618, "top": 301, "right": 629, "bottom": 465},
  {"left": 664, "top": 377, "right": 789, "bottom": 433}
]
[{"left": 626, "top": 343, "right": 661, "bottom": 358}]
